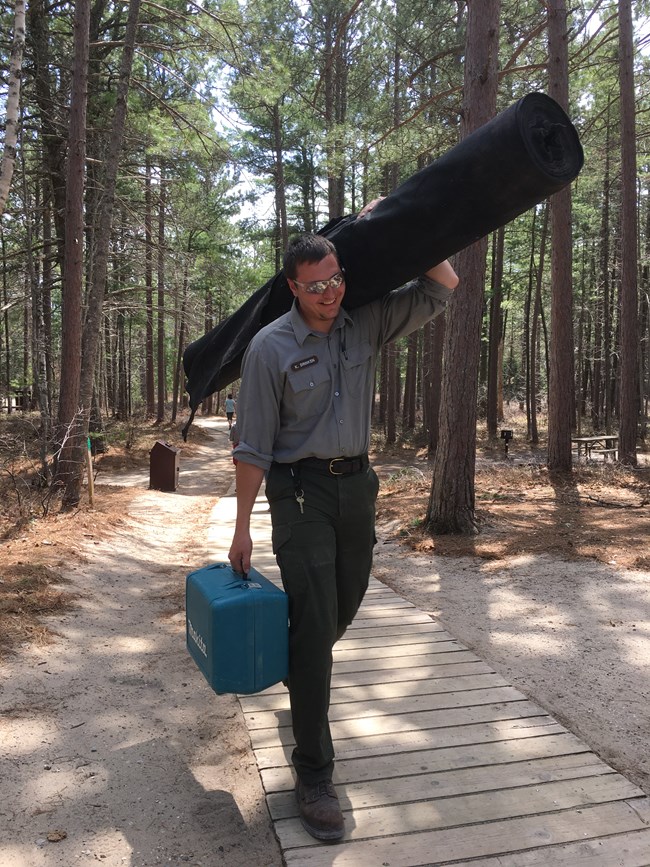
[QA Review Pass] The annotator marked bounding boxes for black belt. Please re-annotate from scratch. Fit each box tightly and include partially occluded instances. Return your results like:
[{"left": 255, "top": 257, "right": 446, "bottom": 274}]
[{"left": 295, "top": 454, "right": 368, "bottom": 476}]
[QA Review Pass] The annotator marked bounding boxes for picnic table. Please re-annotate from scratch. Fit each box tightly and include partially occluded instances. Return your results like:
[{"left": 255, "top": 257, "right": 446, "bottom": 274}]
[{"left": 572, "top": 434, "right": 618, "bottom": 460}]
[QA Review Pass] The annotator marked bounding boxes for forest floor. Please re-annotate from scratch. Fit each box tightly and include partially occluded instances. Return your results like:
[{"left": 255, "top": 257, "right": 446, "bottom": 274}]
[{"left": 0, "top": 411, "right": 649, "bottom": 866}]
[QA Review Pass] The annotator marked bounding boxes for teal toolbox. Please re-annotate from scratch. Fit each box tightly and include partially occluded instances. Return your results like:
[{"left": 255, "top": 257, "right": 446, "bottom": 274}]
[{"left": 185, "top": 562, "right": 288, "bottom": 695}]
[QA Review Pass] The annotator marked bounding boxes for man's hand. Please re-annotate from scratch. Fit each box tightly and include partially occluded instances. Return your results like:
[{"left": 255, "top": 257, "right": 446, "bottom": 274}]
[
  {"left": 358, "top": 196, "right": 385, "bottom": 218},
  {"left": 229, "top": 530, "right": 253, "bottom": 576}
]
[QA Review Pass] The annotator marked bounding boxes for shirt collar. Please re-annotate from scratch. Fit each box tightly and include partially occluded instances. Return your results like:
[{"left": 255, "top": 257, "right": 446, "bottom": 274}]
[{"left": 290, "top": 299, "right": 353, "bottom": 346}]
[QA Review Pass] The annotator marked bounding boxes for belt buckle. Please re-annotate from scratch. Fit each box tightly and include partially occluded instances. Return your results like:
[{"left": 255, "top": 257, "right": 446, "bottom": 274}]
[{"left": 329, "top": 458, "right": 345, "bottom": 475}]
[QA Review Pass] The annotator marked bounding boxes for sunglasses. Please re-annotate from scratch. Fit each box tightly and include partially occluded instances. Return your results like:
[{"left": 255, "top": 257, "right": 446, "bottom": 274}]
[{"left": 291, "top": 270, "right": 345, "bottom": 295}]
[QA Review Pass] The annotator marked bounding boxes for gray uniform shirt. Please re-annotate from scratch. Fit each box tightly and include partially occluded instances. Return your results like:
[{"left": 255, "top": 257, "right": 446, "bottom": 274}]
[{"left": 234, "top": 276, "right": 453, "bottom": 471}]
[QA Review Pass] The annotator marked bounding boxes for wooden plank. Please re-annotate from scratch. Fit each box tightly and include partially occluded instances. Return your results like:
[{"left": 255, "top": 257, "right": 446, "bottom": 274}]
[
  {"left": 354, "top": 597, "right": 416, "bottom": 609},
  {"left": 245, "top": 660, "right": 496, "bottom": 700},
  {"left": 275, "top": 777, "right": 644, "bottom": 849},
  {"left": 336, "top": 621, "right": 448, "bottom": 641},
  {"left": 260, "top": 731, "right": 593, "bottom": 791},
  {"left": 281, "top": 801, "right": 650, "bottom": 866},
  {"left": 254, "top": 716, "right": 563, "bottom": 769},
  {"left": 333, "top": 647, "right": 477, "bottom": 674},
  {"left": 250, "top": 700, "right": 545, "bottom": 749},
  {"left": 347, "top": 611, "right": 435, "bottom": 627},
  {"left": 314, "top": 660, "right": 495, "bottom": 690},
  {"left": 244, "top": 685, "right": 529, "bottom": 729},
  {"left": 240, "top": 672, "right": 512, "bottom": 712},
  {"left": 267, "top": 754, "right": 617, "bottom": 820},
  {"left": 455, "top": 828, "right": 650, "bottom": 866},
  {"left": 335, "top": 630, "right": 458, "bottom": 650}
]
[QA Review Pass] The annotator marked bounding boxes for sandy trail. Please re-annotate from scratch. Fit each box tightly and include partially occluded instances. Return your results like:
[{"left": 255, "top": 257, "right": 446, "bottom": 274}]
[{"left": 0, "top": 419, "right": 282, "bottom": 867}]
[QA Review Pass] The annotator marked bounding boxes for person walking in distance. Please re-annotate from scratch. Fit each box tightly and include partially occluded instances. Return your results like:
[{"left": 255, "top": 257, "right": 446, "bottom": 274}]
[
  {"left": 224, "top": 393, "right": 236, "bottom": 429},
  {"left": 228, "top": 202, "right": 458, "bottom": 842}
]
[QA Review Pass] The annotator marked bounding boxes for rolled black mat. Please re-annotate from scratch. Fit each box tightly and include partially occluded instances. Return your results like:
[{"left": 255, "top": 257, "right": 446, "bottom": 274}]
[{"left": 182, "top": 92, "right": 583, "bottom": 434}]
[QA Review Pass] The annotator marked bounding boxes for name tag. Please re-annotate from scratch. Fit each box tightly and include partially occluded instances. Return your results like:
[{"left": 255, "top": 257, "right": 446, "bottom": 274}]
[{"left": 291, "top": 355, "right": 318, "bottom": 371}]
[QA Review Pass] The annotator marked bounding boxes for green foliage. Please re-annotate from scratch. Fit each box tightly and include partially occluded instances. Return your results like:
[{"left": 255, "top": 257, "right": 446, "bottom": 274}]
[{"left": 1, "top": 0, "right": 648, "bottom": 432}]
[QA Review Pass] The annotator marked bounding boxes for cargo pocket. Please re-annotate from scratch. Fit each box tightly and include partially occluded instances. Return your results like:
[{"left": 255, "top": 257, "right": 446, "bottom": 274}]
[{"left": 271, "top": 523, "right": 292, "bottom": 556}]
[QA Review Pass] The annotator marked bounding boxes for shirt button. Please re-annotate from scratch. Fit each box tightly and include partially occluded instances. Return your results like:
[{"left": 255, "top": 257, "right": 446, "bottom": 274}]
[
  {"left": 309, "top": 382, "right": 314, "bottom": 387},
  {"left": 334, "top": 391, "right": 340, "bottom": 397},
  {"left": 339, "top": 419, "right": 344, "bottom": 424}
]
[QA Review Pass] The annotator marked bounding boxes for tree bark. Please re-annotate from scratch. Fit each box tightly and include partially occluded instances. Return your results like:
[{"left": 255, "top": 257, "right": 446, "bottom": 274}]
[
  {"left": 426, "top": 0, "right": 500, "bottom": 535},
  {"left": 617, "top": 0, "right": 639, "bottom": 465},
  {"left": 59, "top": 0, "right": 141, "bottom": 505},
  {"left": 402, "top": 332, "right": 418, "bottom": 432},
  {"left": 272, "top": 102, "right": 289, "bottom": 265},
  {"left": 145, "top": 156, "right": 155, "bottom": 417},
  {"left": 156, "top": 172, "right": 166, "bottom": 423},
  {"left": 386, "top": 341, "right": 398, "bottom": 445},
  {"left": 55, "top": 0, "right": 90, "bottom": 501},
  {"left": 486, "top": 226, "right": 505, "bottom": 438},
  {"left": 425, "top": 313, "right": 445, "bottom": 455},
  {"left": 547, "top": 0, "right": 575, "bottom": 472},
  {"left": 172, "top": 260, "right": 190, "bottom": 424},
  {"left": 592, "top": 130, "right": 610, "bottom": 431},
  {"left": 530, "top": 204, "right": 549, "bottom": 445}
]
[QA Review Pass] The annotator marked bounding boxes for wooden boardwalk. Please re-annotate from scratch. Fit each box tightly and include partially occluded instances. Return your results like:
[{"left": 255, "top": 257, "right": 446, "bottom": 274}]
[{"left": 210, "top": 489, "right": 650, "bottom": 866}]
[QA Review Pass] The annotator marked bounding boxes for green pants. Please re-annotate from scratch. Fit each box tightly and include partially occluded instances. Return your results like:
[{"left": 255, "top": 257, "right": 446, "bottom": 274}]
[{"left": 266, "top": 460, "right": 379, "bottom": 784}]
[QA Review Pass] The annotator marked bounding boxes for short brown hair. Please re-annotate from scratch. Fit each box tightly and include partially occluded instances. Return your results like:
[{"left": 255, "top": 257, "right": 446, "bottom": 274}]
[{"left": 283, "top": 234, "right": 339, "bottom": 280}]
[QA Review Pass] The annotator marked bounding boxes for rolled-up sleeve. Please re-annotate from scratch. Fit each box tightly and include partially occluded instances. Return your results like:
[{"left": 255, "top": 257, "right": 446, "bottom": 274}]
[
  {"left": 232, "top": 343, "right": 282, "bottom": 471},
  {"left": 379, "top": 276, "right": 453, "bottom": 344}
]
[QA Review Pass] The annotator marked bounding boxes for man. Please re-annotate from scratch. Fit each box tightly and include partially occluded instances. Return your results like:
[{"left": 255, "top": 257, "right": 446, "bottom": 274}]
[{"left": 228, "top": 208, "right": 458, "bottom": 842}]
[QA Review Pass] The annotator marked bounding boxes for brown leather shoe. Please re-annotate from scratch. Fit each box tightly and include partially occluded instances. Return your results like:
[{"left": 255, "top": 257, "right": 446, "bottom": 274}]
[{"left": 295, "top": 778, "right": 344, "bottom": 842}]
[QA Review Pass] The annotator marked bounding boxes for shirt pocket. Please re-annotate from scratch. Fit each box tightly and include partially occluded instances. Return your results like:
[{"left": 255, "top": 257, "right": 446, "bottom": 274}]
[
  {"left": 340, "top": 340, "right": 373, "bottom": 396},
  {"left": 286, "top": 362, "right": 331, "bottom": 418}
]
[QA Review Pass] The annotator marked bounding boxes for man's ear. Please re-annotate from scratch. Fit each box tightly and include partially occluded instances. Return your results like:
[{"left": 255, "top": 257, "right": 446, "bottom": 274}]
[{"left": 287, "top": 278, "right": 299, "bottom": 299}]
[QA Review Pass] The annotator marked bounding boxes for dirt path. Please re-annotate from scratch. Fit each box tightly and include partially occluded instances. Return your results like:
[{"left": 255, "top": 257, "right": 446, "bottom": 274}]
[
  {"left": 0, "top": 419, "right": 282, "bottom": 867},
  {"left": 2, "top": 420, "right": 649, "bottom": 866}
]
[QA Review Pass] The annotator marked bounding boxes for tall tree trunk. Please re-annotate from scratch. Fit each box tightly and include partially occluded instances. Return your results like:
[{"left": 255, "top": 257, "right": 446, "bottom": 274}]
[
  {"left": 402, "top": 332, "right": 417, "bottom": 432},
  {"left": 116, "top": 309, "right": 128, "bottom": 419},
  {"left": 172, "top": 260, "right": 189, "bottom": 424},
  {"left": 0, "top": 0, "right": 26, "bottom": 216},
  {"left": 425, "top": 313, "right": 445, "bottom": 455},
  {"left": 592, "top": 133, "right": 610, "bottom": 430},
  {"left": 1, "top": 229, "right": 11, "bottom": 411},
  {"left": 145, "top": 156, "right": 155, "bottom": 416},
  {"left": 530, "top": 204, "right": 549, "bottom": 445},
  {"left": 55, "top": 0, "right": 90, "bottom": 500},
  {"left": 61, "top": 0, "right": 141, "bottom": 506},
  {"left": 575, "top": 243, "right": 588, "bottom": 435},
  {"left": 486, "top": 226, "right": 505, "bottom": 438},
  {"left": 272, "top": 102, "right": 289, "bottom": 267},
  {"left": 23, "top": 147, "right": 50, "bottom": 480},
  {"left": 323, "top": 5, "right": 347, "bottom": 217},
  {"left": 156, "top": 173, "right": 166, "bottom": 423},
  {"left": 385, "top": 341, "right": 398, "bottom": 445},
  {"left": 42, "top": 193, "right": 54, "bottom": 408},
  {"left": 547, "top": 0, "right": 575, "bottom": 472},
  {"left": 524, "top": 213, "right": 535, "bottom": 438},
  {"left": 426, "top": 0, "right": 500, "bottom": 534},
  {"left": 617, "top": 0, "right": 639, "bottom": 465}
]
